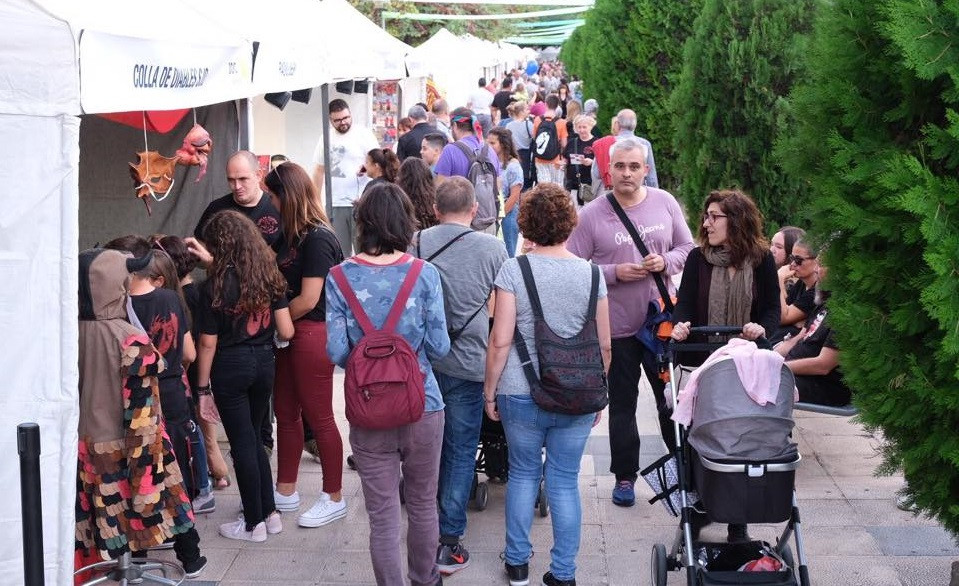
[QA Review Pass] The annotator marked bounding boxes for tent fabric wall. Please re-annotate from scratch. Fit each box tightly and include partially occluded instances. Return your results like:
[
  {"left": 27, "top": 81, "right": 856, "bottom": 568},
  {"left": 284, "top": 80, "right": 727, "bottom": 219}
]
[
  {"left": 0, "top": 112, "right": 80, "bottom": 586},
  {"left": 79, "top": 101, "right": 241, "bottom": 249}
]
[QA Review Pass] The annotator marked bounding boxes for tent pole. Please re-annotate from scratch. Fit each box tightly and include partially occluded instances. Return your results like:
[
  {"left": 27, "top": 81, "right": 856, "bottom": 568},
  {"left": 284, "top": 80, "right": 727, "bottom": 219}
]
[{"left": 320, "top": 84, "right": 334, "bottom": 222}]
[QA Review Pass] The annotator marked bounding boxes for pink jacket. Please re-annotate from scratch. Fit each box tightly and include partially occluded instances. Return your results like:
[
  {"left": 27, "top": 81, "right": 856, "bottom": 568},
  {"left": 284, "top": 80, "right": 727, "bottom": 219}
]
[{"left": 671, "top": 338, "right": 795, "bottom": 426}]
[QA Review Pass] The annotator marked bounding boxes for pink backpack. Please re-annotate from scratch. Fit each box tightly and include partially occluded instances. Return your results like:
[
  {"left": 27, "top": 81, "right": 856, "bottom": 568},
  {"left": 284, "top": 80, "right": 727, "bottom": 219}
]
[{"left": 329, "top": 259, "right": 426, "bottom": 429}]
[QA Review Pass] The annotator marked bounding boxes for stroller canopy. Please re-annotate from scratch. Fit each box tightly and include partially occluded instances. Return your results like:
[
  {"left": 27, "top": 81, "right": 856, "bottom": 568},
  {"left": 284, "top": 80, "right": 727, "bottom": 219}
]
[{"left": 688, "top": 359, "right": 798, "bottom": 461}]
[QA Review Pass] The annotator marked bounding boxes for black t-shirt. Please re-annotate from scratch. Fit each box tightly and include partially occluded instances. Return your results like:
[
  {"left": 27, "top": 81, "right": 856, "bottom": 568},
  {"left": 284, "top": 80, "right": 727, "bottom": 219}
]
[
  {"left": 491, "top": 90, "right": 515, "bottom": 120},
  {"left": 131, "top": 288, "right": 187, "bottom": 381},
  {"left": 276, "top": 225, "right": 344, "bottom": 322},
  {"left": 786, "top": 304, "right": 844, "bottom": 386},
  {"left": 181, "top": 281, "right": 202, "bottom": 391},
  {"left": 563, "top": 135, "right": 597, "bottom": 189},
  {"left": 197, "top": 268, "right": 289, "bottom": 348},
  {"left": 771, "top": 280, "right": 818, "bottom": 344},
  {"left": 194, "top": 192, "right": 283, "bottom": 251}
]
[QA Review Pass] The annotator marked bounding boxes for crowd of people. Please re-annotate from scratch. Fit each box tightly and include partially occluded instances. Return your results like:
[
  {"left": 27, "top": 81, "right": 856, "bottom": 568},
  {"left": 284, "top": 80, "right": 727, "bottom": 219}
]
[{"left": 74, "top": 60, "right": 849, "bottom": 586}]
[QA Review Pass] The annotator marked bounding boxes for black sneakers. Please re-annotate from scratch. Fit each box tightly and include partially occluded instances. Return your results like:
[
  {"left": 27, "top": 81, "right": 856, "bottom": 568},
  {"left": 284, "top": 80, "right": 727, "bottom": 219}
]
[
  {"left": 506, "top": 562, "right": 529, "bottom": 586},
  {"left": 542, "top": 571, "right": 576, "bottom": 586},
  {"left": 436, "top": 542, "right": 470, "bottom": 575},
  {"left": 182, "top": 555, "right": 207, "bottom": 579}
]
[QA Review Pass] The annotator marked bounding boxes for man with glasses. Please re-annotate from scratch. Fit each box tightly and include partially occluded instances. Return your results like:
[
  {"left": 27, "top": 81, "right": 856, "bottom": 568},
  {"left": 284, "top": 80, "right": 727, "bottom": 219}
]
[
  {"left": 312, "top": 98, "right": 380, "bottom": 257},
  {"left": 567, "top": 137, "right": 693, "bottom": 507}
]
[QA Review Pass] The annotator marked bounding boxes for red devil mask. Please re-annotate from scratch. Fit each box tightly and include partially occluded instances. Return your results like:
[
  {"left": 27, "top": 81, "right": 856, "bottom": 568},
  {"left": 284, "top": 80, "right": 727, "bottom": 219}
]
[{"left": 175, "top": 123, "right": 213, "bottom": 181}]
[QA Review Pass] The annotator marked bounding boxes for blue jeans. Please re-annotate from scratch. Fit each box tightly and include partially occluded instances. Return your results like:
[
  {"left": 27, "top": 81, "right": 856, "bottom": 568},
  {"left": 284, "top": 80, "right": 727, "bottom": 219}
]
[
  {"left": 436, "top": 371, "right": 485, "bottom": 540},
  {"left": 189, "top": 421, "right": 212, "bottom": 497},
  {"left": 501, "top": 207, "right": 519, "bottom": 258},
  {"left": 498, "top": 394, "right": 593, "bottom": 581}
]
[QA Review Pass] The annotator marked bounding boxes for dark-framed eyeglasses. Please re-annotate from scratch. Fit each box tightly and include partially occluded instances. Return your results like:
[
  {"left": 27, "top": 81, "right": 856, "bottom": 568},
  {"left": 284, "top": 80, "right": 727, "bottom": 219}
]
[{"left": 702, "top": 212, "right": 728, "bottom": 223}]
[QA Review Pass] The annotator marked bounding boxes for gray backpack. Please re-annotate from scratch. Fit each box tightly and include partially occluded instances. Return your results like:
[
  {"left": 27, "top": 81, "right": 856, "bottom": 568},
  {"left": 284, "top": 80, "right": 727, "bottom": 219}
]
[{"left": 453, "top": 141, "right": 499, "bottom": 231}]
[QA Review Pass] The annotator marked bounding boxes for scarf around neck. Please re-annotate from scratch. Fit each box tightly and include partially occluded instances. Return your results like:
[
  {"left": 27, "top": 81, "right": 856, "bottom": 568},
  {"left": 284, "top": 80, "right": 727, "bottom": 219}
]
[{"left": 703, "top": 246, "right": 753, "bottom": 331}]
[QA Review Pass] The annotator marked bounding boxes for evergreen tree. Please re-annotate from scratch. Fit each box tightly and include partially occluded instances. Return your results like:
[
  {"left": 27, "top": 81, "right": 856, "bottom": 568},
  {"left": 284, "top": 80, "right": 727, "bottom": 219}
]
[
  {"left": 782, "top": 0, "right": 959, "bottom": 535},
  {"left": 560, "top": 0, "right": 702, "bottom": 190},
  {"left": 671, "top": 0, "right": 812, "bottom": 227}
]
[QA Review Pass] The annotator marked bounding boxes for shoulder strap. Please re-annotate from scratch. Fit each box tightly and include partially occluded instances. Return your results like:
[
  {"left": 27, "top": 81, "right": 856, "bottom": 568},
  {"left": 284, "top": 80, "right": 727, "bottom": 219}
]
[
  {"left": 416, "top": 228, "right": 474, "bottom": 262},
  {"left": 605, "top": 193, "right": 675, "bottom": 313},
  {"left": 453, "top": 141, "right": 477, "bottom": 164},
  {"left": 329, "top": 264, "right": 376, "bottom": 336},
  {"left": 448, "top": 288, "right": 491, "bottom": 344},
  {"left": 525, "top": 118, "right": 533, "bottom": 140},
  {"left": 586, "top": 263, "right": 600, "bottom": 320},
  {"left": 517, "top": 255, "right": 544, "bottom": 318},
  {"left": 383, "top": 257, "right": 425, "bottom": 333}
]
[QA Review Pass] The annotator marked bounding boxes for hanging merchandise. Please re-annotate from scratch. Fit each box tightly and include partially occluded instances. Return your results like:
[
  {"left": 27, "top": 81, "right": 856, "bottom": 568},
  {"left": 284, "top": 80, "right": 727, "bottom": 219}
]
[
  {"left": 128, "top": 151, "right": 178, "bottom": 215},
  {"left": 425, "top": 77, "right": 444, "bottom": 110},
  {"left": 175, "top": 123, "right": 213, "bottom": 181},
  {"left": 372, "top": 80, "right": 401, "bottom": 149}
]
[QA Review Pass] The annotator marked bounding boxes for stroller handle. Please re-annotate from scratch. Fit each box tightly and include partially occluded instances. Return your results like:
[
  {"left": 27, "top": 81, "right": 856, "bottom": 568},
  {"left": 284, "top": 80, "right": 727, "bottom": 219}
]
[{"left": 667, "top": 325, "right": 771, "bottom": 355}]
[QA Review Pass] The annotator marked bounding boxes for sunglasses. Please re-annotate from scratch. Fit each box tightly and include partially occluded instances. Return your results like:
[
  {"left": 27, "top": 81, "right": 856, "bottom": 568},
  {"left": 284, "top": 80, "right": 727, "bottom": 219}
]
[{"left": 789, "top": 254, "right": 815, "bottom": 265}]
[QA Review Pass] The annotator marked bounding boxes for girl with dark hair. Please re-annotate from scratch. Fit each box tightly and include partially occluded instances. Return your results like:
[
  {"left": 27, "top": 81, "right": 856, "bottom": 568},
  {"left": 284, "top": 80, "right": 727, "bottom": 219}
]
[
  {"left": 488, "top": 126, "right": 524, "bottom": 257},
  {"left": 362, "top": 148, "right": 401, "bottom": 193},
  {"left": 264, "top": 162, "right": 348, "bottom": 528},
  {"left": 154, "top": 234, "right": 232, "bottom": 492},
  {"left": 195, "top": 210, "right": 294, "bottom": 542},
  {"left": 670, "top": 189, "right": 780, "bottom": 544},
  {"left": 326, "top": 183, "right": 450, "bottom": 586},
  {"left": 770, "top": 236, "right": 820, "bottom": 345},
  {"left": 769, "top": 225, "right": 805, "bottom": 268},
  {"left": 397, "top": 157, "right": 439, "bottom": 229}
]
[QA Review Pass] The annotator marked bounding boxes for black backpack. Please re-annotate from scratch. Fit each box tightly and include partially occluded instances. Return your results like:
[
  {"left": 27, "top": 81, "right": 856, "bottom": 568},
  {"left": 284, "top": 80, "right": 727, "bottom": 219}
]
[
  {"left": 533, "top": 117, "right": 561, "bottom": 160},
  {"left": 513, "top": 256, "right": 608, "bottom": 415}
]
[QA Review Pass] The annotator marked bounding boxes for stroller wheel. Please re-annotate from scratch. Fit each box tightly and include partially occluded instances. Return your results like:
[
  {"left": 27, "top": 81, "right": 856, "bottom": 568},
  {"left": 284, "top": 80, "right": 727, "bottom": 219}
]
[
  {"left": 537, "top": 481, "right": 549, "bottom": 517},
  {"left": 472, "top": 482, "right": 489, "bottom": 511},
  {"left": 650, "top": 543, "right": 668, "bottom": 586}
]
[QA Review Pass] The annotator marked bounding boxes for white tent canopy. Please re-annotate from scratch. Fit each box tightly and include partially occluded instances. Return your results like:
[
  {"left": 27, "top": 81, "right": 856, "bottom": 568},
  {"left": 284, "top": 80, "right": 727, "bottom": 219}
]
[{"left": 38, "top": 0, "right": 255, "bottom": 113}]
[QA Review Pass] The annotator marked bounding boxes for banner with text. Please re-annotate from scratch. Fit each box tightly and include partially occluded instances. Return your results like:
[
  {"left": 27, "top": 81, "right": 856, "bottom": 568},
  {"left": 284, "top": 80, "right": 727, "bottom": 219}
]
[{"left": 79, "top": 31, "right": 254, "bottom": 113}]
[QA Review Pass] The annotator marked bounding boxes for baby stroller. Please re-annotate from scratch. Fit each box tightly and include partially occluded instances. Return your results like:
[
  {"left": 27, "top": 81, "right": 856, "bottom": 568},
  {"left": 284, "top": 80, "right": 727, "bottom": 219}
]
[
  {"left": 650, "top": 326, "right": 810, "bottom": 586},
  {"left": 470, "top": 411, "right": 549, "bottom": 517}
]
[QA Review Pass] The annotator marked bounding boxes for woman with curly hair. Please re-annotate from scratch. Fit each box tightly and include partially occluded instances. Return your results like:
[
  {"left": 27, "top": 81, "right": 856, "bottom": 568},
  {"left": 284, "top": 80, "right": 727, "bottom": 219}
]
[
  {"left": 484, "top": 183, "right": 611, "bottom": 586},
  {"left": 670, "top": 189, "right": 780, "bottom": 543},
  {"left": 265, "top": 162, "right": 348, "bottom": 528},
  {"left": 397, "top": 157, "right": 439, "bottom": 229},
  {"left": 195, "top": 210, "right": 294, "bottom": 542}
]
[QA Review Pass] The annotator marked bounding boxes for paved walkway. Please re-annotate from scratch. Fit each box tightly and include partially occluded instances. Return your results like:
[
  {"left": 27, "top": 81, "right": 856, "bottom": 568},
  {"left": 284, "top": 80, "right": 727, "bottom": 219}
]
[{"left": 156, "top": 371, "right": 956, "bottom": 585}]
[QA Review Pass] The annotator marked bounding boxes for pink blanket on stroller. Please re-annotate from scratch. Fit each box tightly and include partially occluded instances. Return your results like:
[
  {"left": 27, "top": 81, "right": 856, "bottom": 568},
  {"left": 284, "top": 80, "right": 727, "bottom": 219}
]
[{"left": 671, "top": 339, "right": 794, "bottom": 426}]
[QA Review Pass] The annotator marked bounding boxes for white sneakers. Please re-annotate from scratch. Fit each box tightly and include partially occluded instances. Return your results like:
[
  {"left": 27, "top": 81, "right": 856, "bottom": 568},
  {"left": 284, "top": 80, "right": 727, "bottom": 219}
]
[
  {"left": 219, "top": 519, "right": 267, "bottom": 542},
  {"left": 221, "top": 511, "right": 283, "bottom": 542},
  {"left": 298, "top": 493, "right": 347, "bottom": 528},
  {"left": 273, "top": 489, "right": 301, "bottom": 512}
]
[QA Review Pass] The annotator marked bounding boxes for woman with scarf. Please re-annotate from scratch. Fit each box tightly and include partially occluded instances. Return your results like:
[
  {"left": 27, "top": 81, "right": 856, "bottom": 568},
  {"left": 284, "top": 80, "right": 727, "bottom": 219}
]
[{"left": 669, "top": 189, "right": 780, "bottom": 543}]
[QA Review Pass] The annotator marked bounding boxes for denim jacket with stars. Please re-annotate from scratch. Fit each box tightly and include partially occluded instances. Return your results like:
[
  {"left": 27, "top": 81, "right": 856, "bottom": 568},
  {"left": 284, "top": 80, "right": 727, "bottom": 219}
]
[{"left": 325, "top": 254, "right": 450, "bottom": 412}]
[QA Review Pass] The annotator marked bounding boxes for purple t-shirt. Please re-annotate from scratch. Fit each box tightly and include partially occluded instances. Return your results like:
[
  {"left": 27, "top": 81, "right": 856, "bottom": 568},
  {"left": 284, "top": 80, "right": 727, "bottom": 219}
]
[
  {"left": 434, "top": 135, "right": 501, "bottom": 179},
  {"left": 566, "top": 189, "right": 694, "bottom": 338}
]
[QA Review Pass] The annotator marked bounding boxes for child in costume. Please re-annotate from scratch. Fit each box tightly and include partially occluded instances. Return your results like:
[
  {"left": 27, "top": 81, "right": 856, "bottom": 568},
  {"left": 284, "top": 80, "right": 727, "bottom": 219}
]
[{"left": 75, "top": 248, "right": 206, "bottom": 577}]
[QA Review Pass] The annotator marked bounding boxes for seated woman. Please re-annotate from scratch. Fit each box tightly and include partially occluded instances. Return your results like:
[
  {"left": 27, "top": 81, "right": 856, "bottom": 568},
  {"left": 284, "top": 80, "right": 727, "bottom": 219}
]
[
  {"left": 776, "top": 265, "right": 851, "bottom": 407},
  {"left": 770, "top": 236, "right": 820, "bottom": 346},
  {"left": 768, "top": 225, "right": 805, "bottom": 268}
]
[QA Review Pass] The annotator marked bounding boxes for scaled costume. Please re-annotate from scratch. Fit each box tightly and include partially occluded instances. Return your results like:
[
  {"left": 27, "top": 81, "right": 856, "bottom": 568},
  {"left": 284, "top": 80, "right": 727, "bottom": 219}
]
[{"left": 75, "top": 249, "right": 194, "bottom": 560}]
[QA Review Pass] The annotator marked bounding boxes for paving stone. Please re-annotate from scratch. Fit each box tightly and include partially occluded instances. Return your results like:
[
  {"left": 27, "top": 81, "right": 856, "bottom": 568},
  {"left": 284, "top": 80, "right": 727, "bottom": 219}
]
[
  {"left": 808, "top": 555, "right": 903, "bottom": 586},
  {"left": 866, "top": 526, "right": 959, "bottom": 556},
  {"left": 890, "top": 556, "right": 959, "bottom": 586}
]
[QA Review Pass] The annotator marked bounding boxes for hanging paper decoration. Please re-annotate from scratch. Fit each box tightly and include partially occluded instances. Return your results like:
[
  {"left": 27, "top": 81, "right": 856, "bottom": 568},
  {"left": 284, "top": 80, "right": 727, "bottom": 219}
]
[{"left": 175, "top": 124, "right": 213, "bottom": 181}]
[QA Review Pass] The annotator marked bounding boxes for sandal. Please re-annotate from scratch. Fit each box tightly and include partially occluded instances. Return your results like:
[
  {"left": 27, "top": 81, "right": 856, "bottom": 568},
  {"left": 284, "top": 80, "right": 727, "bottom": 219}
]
[{"left": 213, "top": 476, "right": 231, "bottom": 490}]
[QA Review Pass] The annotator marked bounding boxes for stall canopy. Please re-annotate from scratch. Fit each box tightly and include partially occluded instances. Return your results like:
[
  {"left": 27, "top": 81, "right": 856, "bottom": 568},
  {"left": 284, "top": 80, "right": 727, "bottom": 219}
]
[
  {"left": 322, "top": 0, "right": 413, "bottom": 81},
  {"left": 0, "top": 0, "right": 255, "bottom": 583},
  {"left": 34, "top": 0, "right": 254, "bottom": 113}
]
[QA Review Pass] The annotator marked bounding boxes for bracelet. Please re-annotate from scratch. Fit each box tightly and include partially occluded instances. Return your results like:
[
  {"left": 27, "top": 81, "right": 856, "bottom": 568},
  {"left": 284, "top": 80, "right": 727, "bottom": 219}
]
[
  {"left": 196, "top": 384, "right": 212, "bottom": 396},
  {"left": 484, "top": 398, "right": 496, "bottom": 404}
]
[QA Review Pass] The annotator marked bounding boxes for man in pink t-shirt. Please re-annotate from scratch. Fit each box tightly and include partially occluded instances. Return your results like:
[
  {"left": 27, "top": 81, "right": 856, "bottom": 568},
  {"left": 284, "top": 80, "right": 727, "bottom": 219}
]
[{"left": 566, "top": 137, "right": 694, "bottom": 508}]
